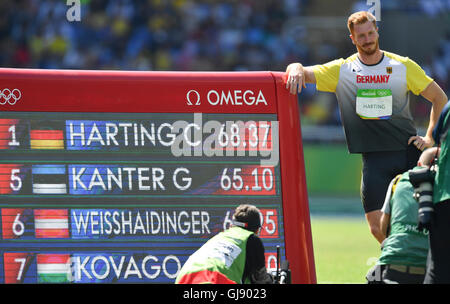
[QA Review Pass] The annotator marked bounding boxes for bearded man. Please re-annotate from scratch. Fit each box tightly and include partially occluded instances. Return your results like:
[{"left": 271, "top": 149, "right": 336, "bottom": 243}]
[{"left": 285, "top": 11, "right": 447, "bottom": 243}]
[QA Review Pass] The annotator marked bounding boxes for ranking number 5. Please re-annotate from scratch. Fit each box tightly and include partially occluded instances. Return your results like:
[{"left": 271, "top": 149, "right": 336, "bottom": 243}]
[{"left": 10, "top": 169, "right": 22, "bottom": 191}]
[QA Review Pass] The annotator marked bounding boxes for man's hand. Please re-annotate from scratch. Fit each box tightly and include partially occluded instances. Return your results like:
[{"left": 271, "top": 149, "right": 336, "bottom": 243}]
[
  {"left": 285, "top": 63, "right": 306, "bottom": 95},
  {"left": 408, "top": 135, "right": 435, "bottom": 151}
]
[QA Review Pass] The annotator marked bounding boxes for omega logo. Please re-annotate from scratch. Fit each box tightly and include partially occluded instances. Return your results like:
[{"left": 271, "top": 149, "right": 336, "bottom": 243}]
[{"left": 186, "top": 89, "right": 267, "bottom": 106}]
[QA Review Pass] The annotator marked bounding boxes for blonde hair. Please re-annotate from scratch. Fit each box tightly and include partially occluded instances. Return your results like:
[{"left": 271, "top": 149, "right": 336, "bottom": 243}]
[{"left": 347, "top": 11, "right": 377, "bottom": 34}]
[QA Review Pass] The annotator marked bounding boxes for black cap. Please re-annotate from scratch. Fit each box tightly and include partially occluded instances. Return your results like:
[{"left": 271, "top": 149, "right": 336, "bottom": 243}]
[{"left": 232, "top": 204, "right": 261, "bottom": 231}]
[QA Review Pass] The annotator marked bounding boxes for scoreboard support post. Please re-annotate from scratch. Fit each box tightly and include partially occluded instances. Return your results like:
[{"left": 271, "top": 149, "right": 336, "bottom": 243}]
[
  {"left": 0, "top": 68, "right": 316, "bottom": 284},
  {"left": 272, "top": 72, "right": 316, "bottom": 284}
]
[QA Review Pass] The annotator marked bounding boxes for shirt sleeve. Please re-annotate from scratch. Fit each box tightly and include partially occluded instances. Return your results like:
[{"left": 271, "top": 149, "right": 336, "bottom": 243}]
[
  {"left": 381, "top": 177, "right": 396, "bottom": 215},
  {"left": 243, "top": 234, "right": 273, "bottom": 284},
  {"left": 382, "top": 174, "right": 402, "bottom": 214},
  {"left": 312, "top": 58, "right": 344, "bottom": 93},
  {"left": 433, "top": 101, "right": 450, "bottom": 143},
  {"left": 404, "top": 57, "right": 434, "bottom": 95}
]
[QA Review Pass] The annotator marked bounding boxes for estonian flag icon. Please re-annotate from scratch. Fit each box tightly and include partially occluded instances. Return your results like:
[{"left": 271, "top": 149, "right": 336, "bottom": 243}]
[
  {"left": 30, "top": 121, "right": 64, "bottom": 150},
  {"left": 32, "top": 165, "right": 67, "bottom": 194}
]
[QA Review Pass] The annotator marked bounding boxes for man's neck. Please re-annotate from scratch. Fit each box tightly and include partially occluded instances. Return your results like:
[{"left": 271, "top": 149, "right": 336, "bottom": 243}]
[{"left": 358, "top": 49, "right": 384, "bottom": 65}]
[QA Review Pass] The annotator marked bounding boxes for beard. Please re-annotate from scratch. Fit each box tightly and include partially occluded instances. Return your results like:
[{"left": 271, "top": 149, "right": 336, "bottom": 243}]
[{"left": 357, "top": 39, "right": 379, "bottom": 56}]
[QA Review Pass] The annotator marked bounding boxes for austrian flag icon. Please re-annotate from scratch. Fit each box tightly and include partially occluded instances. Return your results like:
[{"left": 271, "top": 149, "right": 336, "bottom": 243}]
[{"left": 34, "top": 209, "right": 69, "bottom": 238}]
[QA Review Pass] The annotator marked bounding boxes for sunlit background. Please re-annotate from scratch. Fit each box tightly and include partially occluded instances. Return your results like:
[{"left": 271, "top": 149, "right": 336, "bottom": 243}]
[{"left": 1, "top": 0, "right": 449, "bottom": 282}]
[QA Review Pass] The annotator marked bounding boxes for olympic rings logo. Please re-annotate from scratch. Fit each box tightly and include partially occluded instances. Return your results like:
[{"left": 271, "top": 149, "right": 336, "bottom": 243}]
[{"left": 0, "top": 89, "right": 21, "bottom": 105}]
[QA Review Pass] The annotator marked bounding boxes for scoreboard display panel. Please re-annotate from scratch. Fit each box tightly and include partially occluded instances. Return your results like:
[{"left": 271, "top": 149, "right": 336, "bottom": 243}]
[{"left": 0, "top": 69, "right": 315, "bottom": 284}]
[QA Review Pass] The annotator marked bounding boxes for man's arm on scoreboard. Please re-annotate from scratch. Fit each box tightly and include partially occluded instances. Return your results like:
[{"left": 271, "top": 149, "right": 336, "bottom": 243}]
[{"left": 285, "top": 63, "right": 316, "bottom": 95}]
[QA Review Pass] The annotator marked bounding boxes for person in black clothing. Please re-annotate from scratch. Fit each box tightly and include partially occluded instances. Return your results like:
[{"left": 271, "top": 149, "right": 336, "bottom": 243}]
[{"left": 232, "top": 205, "right": 274, "bottom": 284}]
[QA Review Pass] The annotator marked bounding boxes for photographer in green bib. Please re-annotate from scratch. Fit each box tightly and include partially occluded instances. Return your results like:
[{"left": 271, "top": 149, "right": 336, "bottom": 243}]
[
  {"left": 369, "top": 147, "right": 439, "bottom": 284},
  {"left": 175, "top": 204, "right": 274, "bottom": 284},
  {"left": 420, "top": 101, "right": 450, "bottom": 284}
]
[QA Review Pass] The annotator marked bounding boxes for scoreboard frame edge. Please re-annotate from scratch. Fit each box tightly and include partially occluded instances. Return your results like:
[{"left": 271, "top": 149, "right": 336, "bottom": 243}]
[{"left": 0, "top": 68, "right": 316, "bottom": 284}]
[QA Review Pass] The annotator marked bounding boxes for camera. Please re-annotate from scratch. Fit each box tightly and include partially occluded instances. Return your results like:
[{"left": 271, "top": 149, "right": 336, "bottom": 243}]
[
  {"left": 270, "top": 245, "right": 291, "bottom": 284},
  {"left": 270, "top": 261, "right": 291, "bottom": 284},
  {"left": 409, "top": 167, "right": 435, "bottom": 231}
]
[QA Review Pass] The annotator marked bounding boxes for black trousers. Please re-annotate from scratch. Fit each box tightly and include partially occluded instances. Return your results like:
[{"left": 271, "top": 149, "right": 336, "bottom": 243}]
[
  {"left": 424, "top": 200, "right": 450, "bottom": 284},
  {"left": 361, "top": 145, "right": 422, "bottom": 213},
  {"left": 382, "top": 267, "right": 425, "bottom": 284}
]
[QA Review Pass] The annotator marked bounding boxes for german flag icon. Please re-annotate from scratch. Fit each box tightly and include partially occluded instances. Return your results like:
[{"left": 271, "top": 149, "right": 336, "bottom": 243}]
[{"left": 30, "top": 120, "right": 64, "bottom": 149}]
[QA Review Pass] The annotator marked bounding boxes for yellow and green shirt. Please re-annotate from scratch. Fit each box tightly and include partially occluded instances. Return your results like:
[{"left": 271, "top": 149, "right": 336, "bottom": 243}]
[{"left": 312, "top": 51, "right": 433, "bottom": 153}]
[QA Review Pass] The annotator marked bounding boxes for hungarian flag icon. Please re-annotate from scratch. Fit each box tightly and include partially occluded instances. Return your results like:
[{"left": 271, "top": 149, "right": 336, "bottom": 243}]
[
  {"left": 30, "top": 120, "right": 64, "bottom": 149},
  {"left": 32, "top": 165, "right": 67, "bottom": 194},
  {"left": 37, "top": 254, "right": 71, "bottom": 283},
  {"left": 34, "top": 209, "right": 69, "bottom": 238}
]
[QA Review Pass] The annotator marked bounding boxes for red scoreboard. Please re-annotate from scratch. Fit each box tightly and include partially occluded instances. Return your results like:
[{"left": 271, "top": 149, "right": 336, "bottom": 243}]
[{"left": 0, "top": 68, "right": 315, "bottom": 284}]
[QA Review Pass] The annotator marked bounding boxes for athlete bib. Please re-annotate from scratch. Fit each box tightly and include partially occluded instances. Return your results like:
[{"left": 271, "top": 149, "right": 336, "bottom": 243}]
[{"left": 356, "top": 89, "right": 392, "bottom": 120}]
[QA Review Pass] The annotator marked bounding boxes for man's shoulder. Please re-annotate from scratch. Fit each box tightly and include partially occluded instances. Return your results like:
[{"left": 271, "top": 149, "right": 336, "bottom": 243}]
[
  {"left": 246, "top": 233, "right": 264, "bottom": 248},
  {"left": 326, "top": 53, "right": 358, "bottom": 67},
  {"left": 384, "top": 51, "right": 424, "bottom": 70},
  {"left": 384, "top": 51, "right": 409, "bottom": 63},
  {"left": 343, "top": 53, "right": 359, "bottom": 64},
  {"left": 313, "top": 54, "right": 357, "bottom": 75}
]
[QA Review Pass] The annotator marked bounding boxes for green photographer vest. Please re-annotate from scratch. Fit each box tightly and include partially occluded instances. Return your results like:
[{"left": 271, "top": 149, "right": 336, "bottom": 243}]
[
  {"left": 378, "top": 170, "right": 429, "bottom": 267},
  {"left": 175, "top": 226, "right": 253, "bottom": 284},
  {"left": 434, "top": 109, "right": 450, "bottom": 204}
]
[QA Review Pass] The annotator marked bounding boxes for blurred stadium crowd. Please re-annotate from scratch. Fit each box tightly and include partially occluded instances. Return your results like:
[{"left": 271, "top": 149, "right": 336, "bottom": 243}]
[
  {"left": 1, "top": 0, "right": 310, "bottom": 71},
  {"left": 0, "top": 0, "right": 449, "bottom": 128}
]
